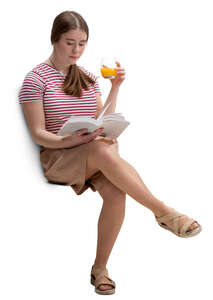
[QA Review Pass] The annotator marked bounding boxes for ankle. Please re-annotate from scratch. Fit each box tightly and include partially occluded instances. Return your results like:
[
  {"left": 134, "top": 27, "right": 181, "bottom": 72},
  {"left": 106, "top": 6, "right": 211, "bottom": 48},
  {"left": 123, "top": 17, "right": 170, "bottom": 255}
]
[
  {"left": 152, "top": 204, "right": 174, "bottom": 217},
  {"left": 93, "top": 262, "right": 107, "bottom": 269}
]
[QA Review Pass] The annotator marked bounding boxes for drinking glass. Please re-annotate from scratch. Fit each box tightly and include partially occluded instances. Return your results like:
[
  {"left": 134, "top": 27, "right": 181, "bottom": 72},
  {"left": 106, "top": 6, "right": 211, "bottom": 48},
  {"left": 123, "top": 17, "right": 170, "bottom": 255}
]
[{"left": 100, "top": 57, "right": 117, "bottom": 79}]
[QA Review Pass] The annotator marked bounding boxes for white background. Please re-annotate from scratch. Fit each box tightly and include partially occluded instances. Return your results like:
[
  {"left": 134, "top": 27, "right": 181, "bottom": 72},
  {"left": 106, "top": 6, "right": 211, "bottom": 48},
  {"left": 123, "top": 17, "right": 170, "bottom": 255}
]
[{"left": 1, "top": 0, "right": 213, "bottom": 299}]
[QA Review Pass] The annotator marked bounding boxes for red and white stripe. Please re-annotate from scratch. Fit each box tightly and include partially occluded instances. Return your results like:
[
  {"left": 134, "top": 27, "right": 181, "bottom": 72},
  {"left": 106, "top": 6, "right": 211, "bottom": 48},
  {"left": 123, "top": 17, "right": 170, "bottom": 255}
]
[{"left": 18, "top": 63, "right": 101, "bottom": 134}]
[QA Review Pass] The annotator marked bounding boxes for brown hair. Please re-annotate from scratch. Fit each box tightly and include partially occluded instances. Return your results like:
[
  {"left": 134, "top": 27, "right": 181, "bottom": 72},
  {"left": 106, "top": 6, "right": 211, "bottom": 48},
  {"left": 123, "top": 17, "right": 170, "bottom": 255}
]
[{"left": 51, "top": 11, "right": 95, "bottom": 98}]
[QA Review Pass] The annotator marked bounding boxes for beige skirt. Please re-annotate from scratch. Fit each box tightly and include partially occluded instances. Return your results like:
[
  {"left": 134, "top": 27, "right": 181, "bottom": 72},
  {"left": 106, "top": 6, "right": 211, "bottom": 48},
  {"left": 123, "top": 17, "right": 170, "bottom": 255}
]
[{"left": 40, "top": 137, "right": 118, "bottom": 195}]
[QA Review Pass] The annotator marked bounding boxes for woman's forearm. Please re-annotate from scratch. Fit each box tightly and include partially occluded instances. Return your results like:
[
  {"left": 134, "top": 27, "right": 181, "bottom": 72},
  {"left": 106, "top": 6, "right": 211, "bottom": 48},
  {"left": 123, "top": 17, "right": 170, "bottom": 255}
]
[
  {"left": 103, "top": 86, "right": 120, "bottom": 114},
  {"left": 33, "top": 129, "right": 64, "bottom": 149},
  {"left": 102, "top": 62, "right": 125, "bottom": 114}
]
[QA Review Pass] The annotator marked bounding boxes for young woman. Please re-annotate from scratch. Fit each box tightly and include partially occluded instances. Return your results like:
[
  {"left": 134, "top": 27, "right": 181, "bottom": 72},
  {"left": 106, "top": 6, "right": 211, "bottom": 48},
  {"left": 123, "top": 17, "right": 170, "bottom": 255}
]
[{"left": 18, "top": 10, "right": 202, "bottom": 295}]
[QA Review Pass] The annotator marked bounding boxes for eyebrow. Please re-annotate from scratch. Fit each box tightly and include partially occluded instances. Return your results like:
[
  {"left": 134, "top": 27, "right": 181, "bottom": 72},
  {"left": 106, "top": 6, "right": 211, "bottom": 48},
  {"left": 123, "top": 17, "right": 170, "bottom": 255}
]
[{"left": 65, "top": 38, "right": 87, "bottom": 42}]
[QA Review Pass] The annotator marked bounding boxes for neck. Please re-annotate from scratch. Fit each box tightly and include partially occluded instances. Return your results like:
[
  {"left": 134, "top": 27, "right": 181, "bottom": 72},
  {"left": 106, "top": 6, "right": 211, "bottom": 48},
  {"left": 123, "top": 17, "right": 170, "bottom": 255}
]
[{"left": 49, "top": 53, "right": 70, "bottom": 75}]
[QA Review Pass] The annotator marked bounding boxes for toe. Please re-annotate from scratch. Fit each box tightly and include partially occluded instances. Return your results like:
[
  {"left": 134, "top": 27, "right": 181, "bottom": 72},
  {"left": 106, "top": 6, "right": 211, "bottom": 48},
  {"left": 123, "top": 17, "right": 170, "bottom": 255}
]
[
  {"left": 188, "top": 221, "right": 199, "bottom": 232},
  {"left": 99, "top": 284, "right": 113, "bottom": 291}
]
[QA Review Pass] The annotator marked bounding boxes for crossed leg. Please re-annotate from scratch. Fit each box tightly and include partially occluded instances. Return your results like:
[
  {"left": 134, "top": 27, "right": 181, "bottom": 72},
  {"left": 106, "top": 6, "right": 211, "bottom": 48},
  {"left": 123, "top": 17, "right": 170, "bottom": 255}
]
[
  {"left": 86, "top": 137, "right": 199, "bottom": 290},
  {"left": 85, "top": 137, "right": 169, "bottom": 215}
]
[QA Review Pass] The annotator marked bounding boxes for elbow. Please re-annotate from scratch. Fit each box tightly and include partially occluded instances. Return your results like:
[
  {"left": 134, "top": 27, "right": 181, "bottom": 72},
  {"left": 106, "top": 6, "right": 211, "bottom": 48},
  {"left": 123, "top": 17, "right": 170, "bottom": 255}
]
[
  {"left": 32, "top": 134, "right": 41, "bottom": 147},
  {"left": 32, "top": 128, "right": 44, "bottom": 146}
]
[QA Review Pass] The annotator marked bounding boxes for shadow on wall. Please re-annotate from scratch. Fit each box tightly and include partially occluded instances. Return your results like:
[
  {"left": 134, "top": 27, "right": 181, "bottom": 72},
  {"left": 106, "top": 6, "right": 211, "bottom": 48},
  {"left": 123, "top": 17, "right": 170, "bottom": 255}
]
[
  {"left": 17, "top": 87, "right": 66, "bottom": 188},
  {"left": 17, "top": 87, "right": 45, "bottom": 179}
]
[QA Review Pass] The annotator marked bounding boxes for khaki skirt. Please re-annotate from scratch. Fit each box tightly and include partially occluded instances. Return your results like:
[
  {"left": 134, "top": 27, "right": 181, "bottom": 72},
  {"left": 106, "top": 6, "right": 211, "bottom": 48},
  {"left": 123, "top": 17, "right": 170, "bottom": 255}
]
[{"left": 40, "top": 137, "right": 118, "bottom": 195}]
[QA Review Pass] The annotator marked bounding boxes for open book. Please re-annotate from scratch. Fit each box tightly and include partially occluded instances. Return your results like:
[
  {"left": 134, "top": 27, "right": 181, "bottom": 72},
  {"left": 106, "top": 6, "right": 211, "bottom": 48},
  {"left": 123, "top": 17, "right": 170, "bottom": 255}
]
[{"left": 56, "top": 102, "right": 130, "bottom": 139}]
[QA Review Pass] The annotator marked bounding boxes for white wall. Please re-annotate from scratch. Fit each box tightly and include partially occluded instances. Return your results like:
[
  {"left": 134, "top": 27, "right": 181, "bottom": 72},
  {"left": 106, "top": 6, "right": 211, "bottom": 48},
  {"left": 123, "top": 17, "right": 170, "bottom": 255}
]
[{"left": 1, "top": 0, "right": 213, "bottom": 299}]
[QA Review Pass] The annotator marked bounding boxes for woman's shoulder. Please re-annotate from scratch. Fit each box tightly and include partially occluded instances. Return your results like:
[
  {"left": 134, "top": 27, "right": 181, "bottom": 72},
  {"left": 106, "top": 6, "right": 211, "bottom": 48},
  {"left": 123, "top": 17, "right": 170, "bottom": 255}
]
[{"left": 24, "top": 62, "right": 54, "bottom": 82}]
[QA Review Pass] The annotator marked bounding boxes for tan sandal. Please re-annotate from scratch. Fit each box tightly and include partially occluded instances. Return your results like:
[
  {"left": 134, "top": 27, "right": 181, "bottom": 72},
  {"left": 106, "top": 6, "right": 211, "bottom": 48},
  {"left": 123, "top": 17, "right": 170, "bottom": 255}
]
[
  {"left": 155, "top": 210, "right": 202, "bottom": 238},
  {"left": 90, "top": 265, "right": 116, "bottom": 295}
]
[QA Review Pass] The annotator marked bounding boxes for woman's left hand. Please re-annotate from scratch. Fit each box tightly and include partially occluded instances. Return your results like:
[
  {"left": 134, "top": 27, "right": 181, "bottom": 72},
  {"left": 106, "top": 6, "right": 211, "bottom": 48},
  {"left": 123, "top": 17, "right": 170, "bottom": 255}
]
[{"left": 110, "top": 61, "right": 126, "bottom": 88}]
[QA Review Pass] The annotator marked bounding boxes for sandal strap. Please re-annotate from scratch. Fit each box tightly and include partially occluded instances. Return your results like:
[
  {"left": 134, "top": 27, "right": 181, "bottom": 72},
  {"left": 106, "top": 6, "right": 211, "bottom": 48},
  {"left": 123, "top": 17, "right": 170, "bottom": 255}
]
[
  {"left": 156, "top": 211, "right": 184, "bottom": 234},
  {"left": 91, "top": 266, "right": 116, "bottom": 289},
  {"left": 156, "top": 211, "right": 199, "bottom": 235},
  {"left": 96, "top": 276, "right": 116, "bottom": 289}
]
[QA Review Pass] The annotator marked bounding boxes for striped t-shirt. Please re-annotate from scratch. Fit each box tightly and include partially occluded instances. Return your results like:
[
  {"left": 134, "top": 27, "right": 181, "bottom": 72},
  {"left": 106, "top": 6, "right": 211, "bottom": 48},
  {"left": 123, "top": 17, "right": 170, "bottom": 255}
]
[{"left": 18, "top": 62, "right": 101, "bottom": 134}]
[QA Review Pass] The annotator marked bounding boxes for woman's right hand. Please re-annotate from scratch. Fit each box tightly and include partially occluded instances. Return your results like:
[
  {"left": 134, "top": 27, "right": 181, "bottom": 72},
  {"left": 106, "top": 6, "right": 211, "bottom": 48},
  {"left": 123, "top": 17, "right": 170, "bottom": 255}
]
[{"left": 60, "top": 127, "right": 105, "bottom": 149}]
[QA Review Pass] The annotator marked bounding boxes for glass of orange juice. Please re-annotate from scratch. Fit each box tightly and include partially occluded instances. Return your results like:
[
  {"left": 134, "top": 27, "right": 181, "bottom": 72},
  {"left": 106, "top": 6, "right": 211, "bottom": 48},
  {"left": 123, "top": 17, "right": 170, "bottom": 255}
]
[{"left": 100, "top": 57, "right": 117, "bottom": 79}]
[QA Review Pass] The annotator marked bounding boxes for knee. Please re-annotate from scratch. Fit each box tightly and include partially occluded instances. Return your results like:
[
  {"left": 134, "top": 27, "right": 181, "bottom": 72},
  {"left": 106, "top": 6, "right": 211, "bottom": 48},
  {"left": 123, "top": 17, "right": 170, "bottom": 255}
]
[{"left": 89, "top": 139, "right": 119, "bottom": 165}]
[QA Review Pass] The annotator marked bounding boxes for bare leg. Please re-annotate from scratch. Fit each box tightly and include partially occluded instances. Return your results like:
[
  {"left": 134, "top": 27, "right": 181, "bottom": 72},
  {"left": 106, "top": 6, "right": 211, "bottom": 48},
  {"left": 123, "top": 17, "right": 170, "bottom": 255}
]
[
  {"left": 87, "top": 139, "right": 198, "bottom": 230},
  {"left": 88, "top": 144, "right": 167, "bottom": 216},
  {"left": 92, "top": 176, "right": 126, "bottom": 291}
]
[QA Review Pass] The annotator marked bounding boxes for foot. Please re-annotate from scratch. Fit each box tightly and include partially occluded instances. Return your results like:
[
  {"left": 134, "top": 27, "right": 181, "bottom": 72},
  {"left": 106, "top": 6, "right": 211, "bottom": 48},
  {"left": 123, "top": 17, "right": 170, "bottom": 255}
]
[
  {"left": 155, "top": 207, "right": 199, "bottom": 233},
  {"left": 91, "top": 265, "right": 114, "bottom": 291}
]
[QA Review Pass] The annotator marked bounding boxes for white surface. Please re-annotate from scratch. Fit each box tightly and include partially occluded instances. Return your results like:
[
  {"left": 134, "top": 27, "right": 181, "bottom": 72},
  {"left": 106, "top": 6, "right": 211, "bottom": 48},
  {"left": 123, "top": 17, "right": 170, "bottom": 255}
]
[{"left": 1, "top": 0, "right": 212, "bottom": 299}]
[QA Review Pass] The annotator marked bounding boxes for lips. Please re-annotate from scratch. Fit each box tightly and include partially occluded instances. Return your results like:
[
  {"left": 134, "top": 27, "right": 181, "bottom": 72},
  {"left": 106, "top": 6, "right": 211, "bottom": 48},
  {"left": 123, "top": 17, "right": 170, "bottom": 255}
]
[{"left": 70, "top": 56, "right": 79, "bottom": 59}]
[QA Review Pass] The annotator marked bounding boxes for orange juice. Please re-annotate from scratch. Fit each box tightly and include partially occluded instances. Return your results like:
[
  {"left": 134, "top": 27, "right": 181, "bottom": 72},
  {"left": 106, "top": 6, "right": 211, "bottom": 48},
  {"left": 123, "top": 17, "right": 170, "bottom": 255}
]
[{"left": 101, "top": 67, "right": 117, "bottom": 78}]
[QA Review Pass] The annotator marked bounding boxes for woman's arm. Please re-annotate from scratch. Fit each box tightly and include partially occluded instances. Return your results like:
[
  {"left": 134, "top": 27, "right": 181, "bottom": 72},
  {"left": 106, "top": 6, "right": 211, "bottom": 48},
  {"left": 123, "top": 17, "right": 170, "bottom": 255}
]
[
  {"left": 102, "top": 86, "right": 120, "bottom": 114},
  {"left": 22, "top": 102, "right": 104, "bottom": 149},
  {"left": 95, "top": 61, "right": 126, "bottom": 117},
  {"left": 95, "top": 88, "right": 119, "bottom": 118},
  {"left": 21, "top": 102, "right": 64, "bottom": 149}
]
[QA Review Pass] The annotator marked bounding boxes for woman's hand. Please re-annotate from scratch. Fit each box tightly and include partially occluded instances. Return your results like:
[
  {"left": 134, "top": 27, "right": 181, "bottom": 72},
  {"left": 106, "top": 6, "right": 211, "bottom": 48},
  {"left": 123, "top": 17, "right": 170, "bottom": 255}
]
[
  {"left": 60, "top": 127, "right": 104, "bottom": 149},
  {"left": 110, "top": 61, "right": 126, "bottom": 88}
]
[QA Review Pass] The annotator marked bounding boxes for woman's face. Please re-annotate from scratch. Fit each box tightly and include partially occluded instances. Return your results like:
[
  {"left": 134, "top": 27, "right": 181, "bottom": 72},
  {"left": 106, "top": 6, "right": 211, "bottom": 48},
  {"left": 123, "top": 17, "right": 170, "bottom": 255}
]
[{"left": 53, "top": 28, "right": 88, "bottom": 65}]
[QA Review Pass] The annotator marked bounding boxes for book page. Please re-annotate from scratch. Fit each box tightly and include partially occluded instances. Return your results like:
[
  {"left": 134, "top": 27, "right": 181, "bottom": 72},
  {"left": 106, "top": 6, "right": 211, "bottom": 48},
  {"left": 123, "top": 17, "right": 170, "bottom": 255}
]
[{"left": 102, "top": 120, "right": 130, "bottom": 139}]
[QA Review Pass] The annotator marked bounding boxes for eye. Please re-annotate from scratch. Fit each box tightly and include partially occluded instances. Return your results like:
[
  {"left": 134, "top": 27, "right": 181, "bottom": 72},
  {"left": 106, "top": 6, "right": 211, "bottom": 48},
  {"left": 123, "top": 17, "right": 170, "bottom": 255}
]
[{"left": 67, "top": 43, "right": 74, "bottom": 46}]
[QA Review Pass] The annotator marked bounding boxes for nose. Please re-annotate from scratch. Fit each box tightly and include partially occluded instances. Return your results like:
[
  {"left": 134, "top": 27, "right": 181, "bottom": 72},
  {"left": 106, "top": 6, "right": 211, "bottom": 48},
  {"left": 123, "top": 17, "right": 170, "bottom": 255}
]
[{"left": 73, "top": 44, "right": 80, "bottom": 53}]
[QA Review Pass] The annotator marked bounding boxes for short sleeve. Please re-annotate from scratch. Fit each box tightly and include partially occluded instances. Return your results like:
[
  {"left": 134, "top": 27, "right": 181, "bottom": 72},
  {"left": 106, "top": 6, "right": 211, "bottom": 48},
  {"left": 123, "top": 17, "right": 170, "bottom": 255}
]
[{"left": 18, "top": 71, "right": 45, "bottom": 104}]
